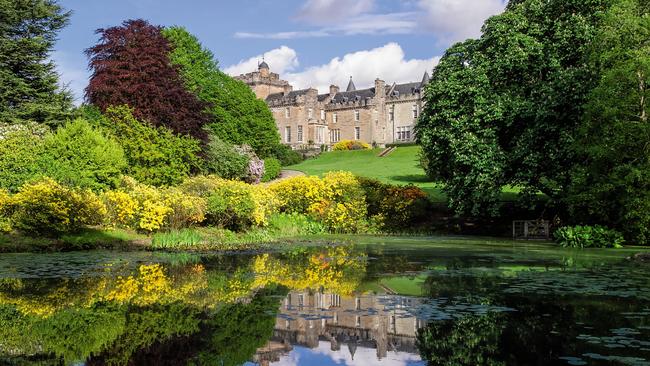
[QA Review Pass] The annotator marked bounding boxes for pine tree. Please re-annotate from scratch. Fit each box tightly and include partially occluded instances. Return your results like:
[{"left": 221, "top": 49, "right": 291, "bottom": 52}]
[{"left": 0, "top": 0, "right": 73, "bottom": 126}]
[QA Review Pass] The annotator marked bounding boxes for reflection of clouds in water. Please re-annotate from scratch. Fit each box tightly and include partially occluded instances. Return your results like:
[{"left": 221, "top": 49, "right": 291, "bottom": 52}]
[{"left": 273, "top": 341, "right": 424, "bottom": 366}]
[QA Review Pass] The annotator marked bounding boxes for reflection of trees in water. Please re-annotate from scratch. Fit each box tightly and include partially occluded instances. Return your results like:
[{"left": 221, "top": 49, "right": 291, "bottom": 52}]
[
  {"left": 416, "top": 269, "right": 650, "bottom": 366},
  {"left": 0, "top": 245, "right": 367, "bottom": 365}
]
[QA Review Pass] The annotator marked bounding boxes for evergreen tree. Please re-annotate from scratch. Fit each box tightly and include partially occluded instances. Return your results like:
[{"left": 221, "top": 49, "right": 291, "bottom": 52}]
[{"left": 0, "top": 0, "right": 73, "bottom": 126}]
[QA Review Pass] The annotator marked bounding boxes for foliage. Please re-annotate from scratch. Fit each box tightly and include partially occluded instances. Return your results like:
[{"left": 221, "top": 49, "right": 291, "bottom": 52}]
[
  {"left": 162, "top": 188, "right": 207, "bottom": 229},
  {"left": 0, "top": 189, "right": 11, "bottom": 233},
  {"left": 99, "top": 106, "right": 203, "bottom": 187},
  {"left": 236, "top": 144, "right": 265, "bottom": 184},
  {"left": 40, "top": 119, "right": 127, "bottom": 191},
  {"left": 269, "top": 172, "right": 367, "bottom": 233},
  {"left": 417, "top": 313, "right": 506, "bottom": 366},
  {"left": 272, "top": 143, "right": 303, "bottom": 166},
  {"left": 178, "top": 175, "right": 227, "bottom": 198},
  {"left": 85, "top": 19, "right": 209, "bottom": 141},
  {"left": 203, "top": 135, "right": 250, "bottom": 180},
  {"left": 567, "top": 0, "right": 650, "bottom": 244},
  {"left": 206, "top": 182, "right": 257, "bottom": 231},
  {"left": 332, "top": 139, "right": 371, "bottom": 151},
  {"left": 0, "top": 0, "right": 73, "bottom": 126},
  {"left": 7, "top": 178, "right": 106, "bottom": 236},
  {"left": 261, "top": 157, "right": 281, "bottom": 182},
  {"left": 416, "top": 0, "right": 613, "bottom": 215},
  {"left": 0, "top": 125, "right": 47, "bottom": 192},
  {"left": 357, "top": 177, "right": 432, "bottom": 230},
  {"left": 151, "top": 229, "right": 203, "bottom": 250},
  {"left": 266, "top": 213, "right": 326, "bottom": 236},
  {"left": 162, "top": 26, "right": 281, "bottom": 157},
  {"left": 554, "top": 225, "right": 625, "bottom": 248}
]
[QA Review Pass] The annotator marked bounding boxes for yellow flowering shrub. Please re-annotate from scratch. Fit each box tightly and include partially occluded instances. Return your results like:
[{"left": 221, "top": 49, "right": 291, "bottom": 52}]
[
  {"left": 250, "top": 185, "right": 279, "bottom": 226},
  {"left": 102, "top": 190, "right": 139, "bottom": 227},
  {"left": 206, "top": 180, "right": 256, "bottom": 230},
  {"left": 268, "top": 175, "right": 331, "bottom": 213},
  {"left": 9, "top": 178, "right": 106, "bottom": 235},
  {"left": 163, "top": 188, "right": 207, "bottom": 229},
  {"left": 0, "top": 189, "right": 11, "bottom": 233},
  {"left": 309, "top": 200, "right": 367, "bottom": 233},
  {"left": 178, "top": 175, "right": 228, "bottom": 198},
  {"left": 332, "top": 140, "right": 371, "bottom": 151}
]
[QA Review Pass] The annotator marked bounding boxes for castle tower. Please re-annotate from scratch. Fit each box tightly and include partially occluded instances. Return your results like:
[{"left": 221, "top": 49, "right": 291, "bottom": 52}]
[{"left": 234, "top": 61, "right": 293, "bottom": 100}]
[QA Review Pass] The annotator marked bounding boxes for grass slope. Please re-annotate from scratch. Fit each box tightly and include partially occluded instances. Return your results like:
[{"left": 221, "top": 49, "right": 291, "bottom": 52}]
[
  {"left": 289, "top": 146, "right": 521, "bottom": 202},
  {"left": 289, "top": 146, "right": 447, "bottom": 201}
]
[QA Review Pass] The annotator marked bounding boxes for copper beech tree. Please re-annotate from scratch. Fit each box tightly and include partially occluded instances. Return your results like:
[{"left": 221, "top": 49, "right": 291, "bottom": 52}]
[{"left": 85, "top": 19, "right": 209, "bottom": 141}]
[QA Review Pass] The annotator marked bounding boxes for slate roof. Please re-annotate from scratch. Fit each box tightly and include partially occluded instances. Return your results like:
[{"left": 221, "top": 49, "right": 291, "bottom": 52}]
[
  {"left": 266, "top": 89, "right": 310, "bottom": 104},
  {"left": 330, "top": 87, "right": 376, "bottom": 104},
  {"left": 346, "top": 77, "right": 356, "bottom": 92}
]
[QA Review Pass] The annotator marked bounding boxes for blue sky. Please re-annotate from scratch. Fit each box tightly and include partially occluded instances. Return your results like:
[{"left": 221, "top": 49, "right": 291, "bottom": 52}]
[{"left": 53, "top": 0, "right": 506, "bottom": 102}]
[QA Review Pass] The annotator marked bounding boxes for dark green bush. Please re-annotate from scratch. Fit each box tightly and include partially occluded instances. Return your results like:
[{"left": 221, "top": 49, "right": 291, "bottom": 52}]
[
  {"left": 0, "top": 124, "right": 47, "bottom": 192},
  {"left": 357, "top": 177, "right": 432, "bottom": 231},
  {"left": 203, "top": 136, "right": 250, "bottom": 180},
  {"left": 272, "top": 144, "right": 303, "bottom": 166},
  {"left": 262, "top": 157, "right": 281, "bottom": 182},
  {"left": 554, "top": 225, "right": 625, "bottom": 248}
]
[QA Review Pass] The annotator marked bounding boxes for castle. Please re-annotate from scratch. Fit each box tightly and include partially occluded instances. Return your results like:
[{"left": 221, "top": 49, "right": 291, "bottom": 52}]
[{"left": 235, "top": 62, "right": 430, "bottom": 148}]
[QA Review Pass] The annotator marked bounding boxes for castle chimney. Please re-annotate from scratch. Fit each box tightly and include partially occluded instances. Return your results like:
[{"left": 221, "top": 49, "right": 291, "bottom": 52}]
[
  {"left": 329, "top": 85, "right": 339, "bottom": 98},
  {"left": 374, "top": 79, "right": 386, "bottom": 99}
]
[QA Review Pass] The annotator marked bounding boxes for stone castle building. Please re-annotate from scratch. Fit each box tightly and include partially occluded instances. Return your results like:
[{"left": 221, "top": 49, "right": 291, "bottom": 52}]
[{"left": 235, "top": 61, "right": 430, "bottom": 148}]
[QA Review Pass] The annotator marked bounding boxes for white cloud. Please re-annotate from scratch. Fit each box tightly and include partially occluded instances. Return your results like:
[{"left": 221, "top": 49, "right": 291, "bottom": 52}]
[
  {"left": 223, "top": 46, "right": 299, "bottom": 76},
  {"left": 417, "top": 0, "right": 507, "bottom": 42},
  {"left": 296, "top": 0, "right": 375, "bottom": 25},
  {"left": 235, "top": 0, "right": 506, "bottom": 43},
  {"left": 224, "top": 43, "right": 438, "bottom": 95},
  {"left": 51, "top": 51, "right": 88, "bottom": 105}
]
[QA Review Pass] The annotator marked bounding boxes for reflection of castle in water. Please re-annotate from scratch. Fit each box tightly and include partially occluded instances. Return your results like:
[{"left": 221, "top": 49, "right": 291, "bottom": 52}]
[{"left": 253, "top": 290, "right": 427, "bottom": 365}]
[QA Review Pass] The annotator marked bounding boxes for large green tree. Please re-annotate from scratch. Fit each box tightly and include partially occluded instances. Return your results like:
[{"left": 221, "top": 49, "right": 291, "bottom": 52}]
[
  {"left": 0, "top": 0, "right": 73, "bottom": 126},
  {"left": 416, "top": 0, "right": 613, "bottom": 216},
  {"left": 567, "top": 0, "right": 650, "bottom": 243},
  {"left": 162, "top": 27, "right": 281, "bottom": 158}
]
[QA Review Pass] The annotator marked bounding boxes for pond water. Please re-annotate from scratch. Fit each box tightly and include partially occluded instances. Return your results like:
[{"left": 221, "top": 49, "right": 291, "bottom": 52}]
[{"left": 0, "top": 236, "right": 649, "bottom": 366}]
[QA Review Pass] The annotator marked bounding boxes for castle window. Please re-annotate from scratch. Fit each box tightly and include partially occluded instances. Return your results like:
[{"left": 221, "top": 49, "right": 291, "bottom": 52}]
[
  {"left": 285, "top": 107, "right": 291, "bottom": 118},
  {"left": 354, "top": 110, "right": 360, "bottom": 122},
  {"left": 397, "top": 126, "right": 413, "bottom": 141},
  {"left": 330, "top": 129, "right": 340, "bottom": 143},
  {"left": 297, "top": 125, "right": 303, "bottom": 142},
  {"left": 316, "top": 126, "right": 325, "bottom": 143},
  {"left": 285, "top": 126, "right": 291, "bottom": 143},
  {"left": 320, "top": 109, "right": 325, "bottom": 120},
  {"left": 308, "top": 108, "right": 313, "bottom": 119},
  {"left": 354, "top": 127, "right": 361, "bottom": 140},
  {"left": 412, "top": 104, "right": 419, "bottom": 119},
  {"left": 333, "top": 113, "right": 338, "bottom": 124}
]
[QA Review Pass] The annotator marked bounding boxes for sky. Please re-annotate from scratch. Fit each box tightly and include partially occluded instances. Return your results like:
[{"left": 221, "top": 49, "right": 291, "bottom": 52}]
[{"left": 53, "top": 0, "right": 507, "bottom": 103}]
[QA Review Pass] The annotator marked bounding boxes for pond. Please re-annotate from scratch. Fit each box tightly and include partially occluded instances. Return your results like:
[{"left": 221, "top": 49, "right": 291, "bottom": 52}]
[{"left": 0, "top": 236, "right": 649, "bottom": 366}]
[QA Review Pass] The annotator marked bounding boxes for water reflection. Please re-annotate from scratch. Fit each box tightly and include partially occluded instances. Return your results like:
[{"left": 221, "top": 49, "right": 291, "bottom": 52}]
[
  {"left": 251, "top": 291, "right": 426, "bottom": 365},
  {"left": 0, "top": 241, "right": 649, "bottom": 365}
]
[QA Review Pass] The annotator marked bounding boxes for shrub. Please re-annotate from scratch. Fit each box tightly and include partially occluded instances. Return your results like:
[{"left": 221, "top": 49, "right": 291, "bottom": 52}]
[
  {"left": 261, "top": 157, "right": 281, "bottom": 182},
  {"left": 0, "top": 189, "right": 11, "bottom": 233},
  {"left": 99, "top": 106, "right": 203, "bottom": 187},
  {"left": 163, "top": 188, "right": 207, "bottom": 229},
  {"left": 332, "top": 140, "right": 371, "bottom": 151},
  {"left": 0, "top": 126, "right": 46, "bottom": 192},
  {"left": 236, "top": 145, "right": 264, "bottom": 184},
  {"left": 269, "top": 176, "right": 329, "bottom": 214},
  {"left": 206, "top": 181, "right": 256, "bottom": 231},
  {"left": 40, "top": 118, "right": 127, "bottom": 191},
  {"left": 178, "top": 175, "right": 227, "bottom": 198},
  {"left": 102, "top": 190, "right": 139, "bottom": 228},
  {"left": 357, "top": 177, "right": 431, "bottom": 230},
  {"left": 272, "top": 144, "right": 303, "bottom": 166},
  {"left": 309, "top": 200, "right": 367, "bottom": 233},
  {"left": 9, "top": 178, "right": 106, "bottom": 236},
  {"left": 204, "top": 136, "right": 250, "bottom": 180},
  {"left": 554, "top": 225, "right": 625, "bottom": 248},
  {"left": 250, "top": 185, "right": 279, "bottom": 227}
]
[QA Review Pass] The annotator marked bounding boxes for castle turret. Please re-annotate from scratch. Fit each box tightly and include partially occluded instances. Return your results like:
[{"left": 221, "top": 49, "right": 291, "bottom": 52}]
[{"left": 259, "top": 60, "right": 270, "bottom": 78}]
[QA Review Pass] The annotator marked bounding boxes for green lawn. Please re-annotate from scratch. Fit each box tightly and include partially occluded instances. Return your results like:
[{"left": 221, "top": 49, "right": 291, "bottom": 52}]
[
  {"left": 289, "top": 146, "right": 448, "bottom": 200},
  {"left": 289, "top": 146, "right": 521, "bottom": 202}
]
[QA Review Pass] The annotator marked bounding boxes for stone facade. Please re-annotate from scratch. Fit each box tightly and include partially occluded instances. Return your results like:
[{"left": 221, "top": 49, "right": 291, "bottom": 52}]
[{"left": 235, "top": 62, "right": 430, "bottom": 149}]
